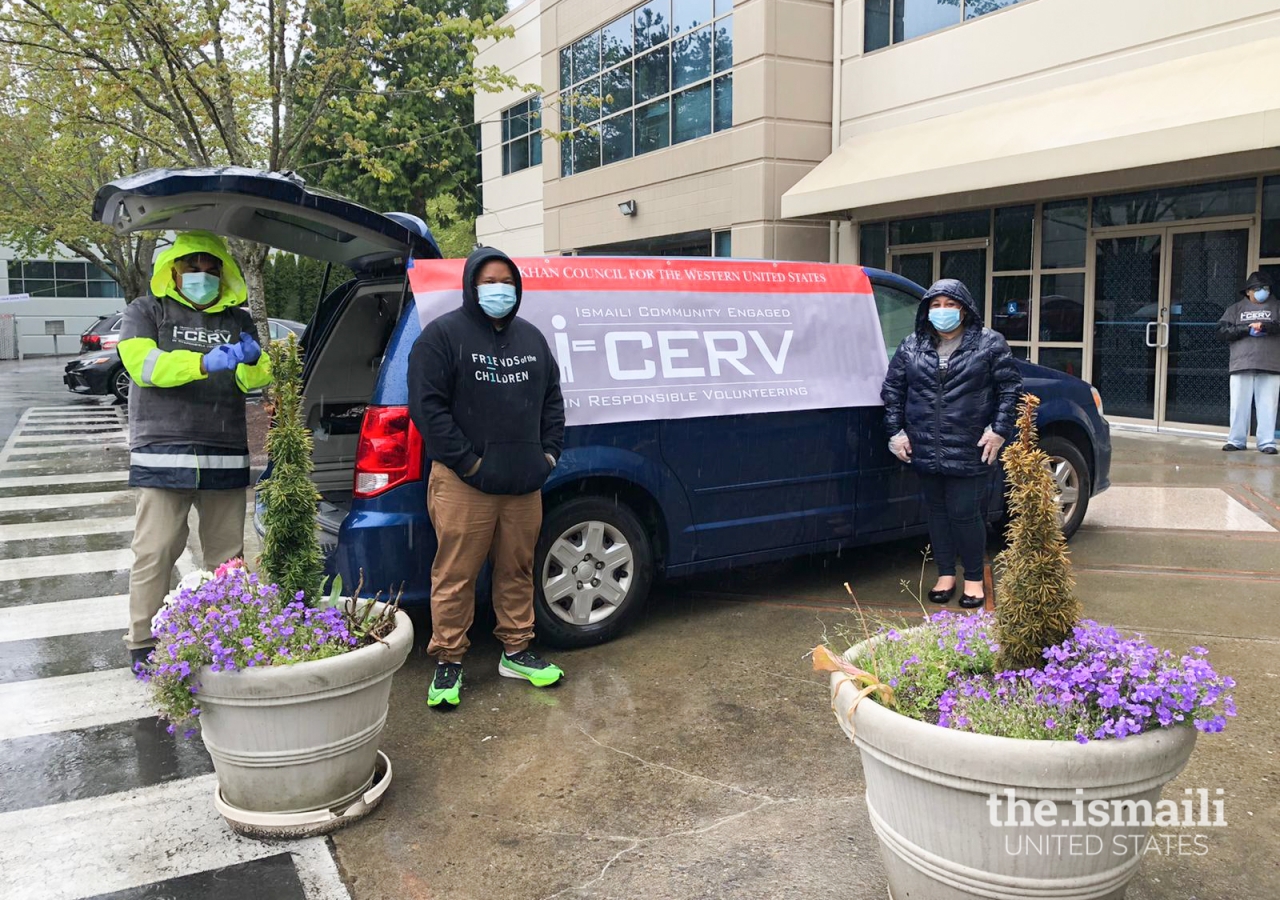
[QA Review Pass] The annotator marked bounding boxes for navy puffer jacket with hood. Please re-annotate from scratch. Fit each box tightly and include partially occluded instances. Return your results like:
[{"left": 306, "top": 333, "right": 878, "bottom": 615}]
[
  {"left": 880, "top": 279, "right": 1022, "bottom": 478},
  {"left": 408, "top": 247, "right": 565, "bottom": 495}
]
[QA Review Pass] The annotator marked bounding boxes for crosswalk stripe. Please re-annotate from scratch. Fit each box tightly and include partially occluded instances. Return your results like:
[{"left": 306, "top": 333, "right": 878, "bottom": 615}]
[
  {"left": 0, "top": 490, "right": 133, "bottom": 513},
  {"left": 11, "top": 432, "right": 128, "bottom": 444},
  {"left": 0, "top": 471, "right": 129, "bottom": 490},
  {"left": 7, "top": 444, "right": 127, "bottom": 457},
  {"left": 0, "top": 595, "right": 129, "bottom": 643},
  {"left": 0, "top": 669, "right": 152, "bottom": 740},
  {"left": 0, "top": 548, "right": 134, "bottom": 581},
  {"left": 17, "top": 424, "right": 125, "bottom": 433},
  {"left": 0, "top": 515, "right": 135, "bottom": 542},
  {"left": 0, "top": 456, "right": 128, "bottom": 473},
  {"left": 0, "top": 776, "right": 350, "bottom": 900}
]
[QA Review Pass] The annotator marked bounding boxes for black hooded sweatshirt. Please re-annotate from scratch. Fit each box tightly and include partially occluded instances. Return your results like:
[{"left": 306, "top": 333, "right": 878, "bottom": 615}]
[{"left": 408, "top": 247, "right": 565, "bottom": 495}]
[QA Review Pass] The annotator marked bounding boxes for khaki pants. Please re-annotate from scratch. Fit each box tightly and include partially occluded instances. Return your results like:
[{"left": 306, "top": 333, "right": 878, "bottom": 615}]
[
  {"left": 125, "top": 487, "right": 246, "bottom": 649},
  {"left": 426, "top": 461, "right": 542, "bottom": 663}
]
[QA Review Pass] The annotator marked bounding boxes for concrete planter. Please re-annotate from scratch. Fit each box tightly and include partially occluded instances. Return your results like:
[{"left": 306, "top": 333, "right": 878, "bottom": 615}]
[
  {"left": 831, "top": 636, "right": 1197, "bottom": 900},
  {"left": 196, "top": 609, "right": 413, "bottom": 817}
]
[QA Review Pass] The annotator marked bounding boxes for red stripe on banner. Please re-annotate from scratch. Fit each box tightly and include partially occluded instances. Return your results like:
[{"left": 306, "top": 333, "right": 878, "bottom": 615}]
[{"left": 407, "top": 257, "right": 872, "bottom": 295}]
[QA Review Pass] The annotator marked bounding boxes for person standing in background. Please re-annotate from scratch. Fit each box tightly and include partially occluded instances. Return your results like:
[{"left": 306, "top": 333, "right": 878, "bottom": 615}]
[{"left": 1218, "top": 271, "right": 1280, "bottom": 454}]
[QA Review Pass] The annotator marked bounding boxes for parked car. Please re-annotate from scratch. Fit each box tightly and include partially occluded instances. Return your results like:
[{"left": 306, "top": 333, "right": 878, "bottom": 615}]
[
  {"left": 80, "top": 312, "right": 123, "bottom": 353},
  {"left": 64, "top": 316, "right": 309, "bottom": 403},
  {"left": 93, "top": 169, "right": 1112, "bottom": 649}
]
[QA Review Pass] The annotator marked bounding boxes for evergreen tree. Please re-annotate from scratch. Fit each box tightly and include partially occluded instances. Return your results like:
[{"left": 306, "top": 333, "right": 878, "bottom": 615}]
[
  {"left": 259, "top": 336, "right": 324, "bottom": 602},
  {"left": 995, "top": 394, "right": 1082, "bottom": 671},
  {"left": 297, "top": 0, "right": 514, "bottom": 240}
]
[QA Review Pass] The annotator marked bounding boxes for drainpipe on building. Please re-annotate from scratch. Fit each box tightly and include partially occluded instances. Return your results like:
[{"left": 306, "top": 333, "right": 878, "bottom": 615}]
[{"left": 828, "top": 0, "right": 844, "bottom": 264}]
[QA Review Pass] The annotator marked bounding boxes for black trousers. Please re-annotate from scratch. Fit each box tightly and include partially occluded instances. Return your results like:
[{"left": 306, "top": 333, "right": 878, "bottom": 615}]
[{"left": 918, "top": 472, "right": 990, "bottom": 579}]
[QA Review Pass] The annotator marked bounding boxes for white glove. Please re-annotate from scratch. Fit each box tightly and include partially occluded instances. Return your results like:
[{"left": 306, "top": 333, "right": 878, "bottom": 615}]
[
  {"left": 977, "top": 427, "right": 1005, "bottom": 465},
  {"left": 888, "top": 430, "right": 912, "bottom": 463}
]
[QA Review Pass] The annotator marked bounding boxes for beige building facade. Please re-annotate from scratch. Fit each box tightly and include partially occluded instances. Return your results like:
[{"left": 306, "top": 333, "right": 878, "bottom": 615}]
[{"left": 477, "top": 0, "right": 1280, "bottom": 435}]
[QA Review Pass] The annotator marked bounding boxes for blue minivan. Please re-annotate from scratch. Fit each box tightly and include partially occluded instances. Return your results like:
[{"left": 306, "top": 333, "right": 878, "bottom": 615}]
[{"left": 94, "top": 169, "right": 1111, "bottom": 648}]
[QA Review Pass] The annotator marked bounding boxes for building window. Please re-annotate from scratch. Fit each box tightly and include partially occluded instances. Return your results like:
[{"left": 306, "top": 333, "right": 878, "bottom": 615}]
[
  {"left": 7, "top": 260, "right": 123, "bottom": 298},
  {"left": 501, "top": 96, "right": 543, "bottom": 176},
  {"left": 864, "top": 0, "right": 1028, "bottom": 52},
  {"left": 559, "top": 0, "right": 733, "bottom": 177},
  {"left": 713, "top": 230, "right": 731, "bottom": 257}
]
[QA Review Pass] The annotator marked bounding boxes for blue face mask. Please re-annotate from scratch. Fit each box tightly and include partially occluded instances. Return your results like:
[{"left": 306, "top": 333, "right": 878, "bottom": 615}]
[
  {"left": 1254, "top": 288, "right": 1271, "bottom": 302},
  {"left": 928, "top": 307, "right": 963, "bottom": 333},
  {"left": 180, "top": 271, "right": 220, "bottom": 305},
  {"left": 477, "top": 282, "right": 517, "bottom": 318}
]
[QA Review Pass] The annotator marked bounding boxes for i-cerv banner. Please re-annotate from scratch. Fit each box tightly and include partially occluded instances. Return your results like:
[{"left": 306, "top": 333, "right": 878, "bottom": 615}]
[{"left": 408, "top": 257, "right": 889, "bottom": 426}]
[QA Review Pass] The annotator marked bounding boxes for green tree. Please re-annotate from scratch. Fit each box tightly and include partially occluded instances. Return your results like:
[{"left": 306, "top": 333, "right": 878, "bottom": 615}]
[
  {"left": 298, "top": 0, "right": 511, "bottom": 240},
  {"left": 995, "top": 394, "right": 1082, "bottom": 671},
  {"left": 0, "top": 0, "right": 519, "bottom": 327},
  {"left": 259, "top": 335, "right": 324, "bottom": 601}
]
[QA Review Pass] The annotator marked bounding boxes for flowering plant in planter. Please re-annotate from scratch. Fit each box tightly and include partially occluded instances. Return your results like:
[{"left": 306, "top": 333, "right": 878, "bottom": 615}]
[
  {"left": 142, "top": 560, "right": 403, "bottom": 736},
  {"left": 815, "top": 394, "right": 1236, "bottom": 740},
  {"left": 824, "top": 610, "right": 1235, "bottom": 743}
]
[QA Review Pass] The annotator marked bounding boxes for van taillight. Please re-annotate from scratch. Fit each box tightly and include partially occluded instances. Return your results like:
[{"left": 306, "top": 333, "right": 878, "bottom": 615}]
[{"left": 353, "top": 406, "right": 423, "bottom": 498}]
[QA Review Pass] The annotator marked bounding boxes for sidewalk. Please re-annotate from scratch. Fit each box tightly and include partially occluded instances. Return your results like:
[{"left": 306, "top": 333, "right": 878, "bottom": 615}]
[{"left": 328, "top": 431, "right": 1280, "bottom": 900}]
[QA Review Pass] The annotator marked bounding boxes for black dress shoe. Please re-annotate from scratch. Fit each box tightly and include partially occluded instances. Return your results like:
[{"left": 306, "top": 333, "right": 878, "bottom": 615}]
[
  {"left": 1262, "top": 446, "right": 1278, "bottom": 455},
  {"left": 130, "top": 647, "right": 153, "bottom": 671},
  {"left": 1223, "top": 443, "right": 1244, "bottom": 451},
  {"left": 958, "top": 594, "right": 985, "bottom": 609},
  {"left": 927, "top": 585, "right": 956, "bottom": 604}
]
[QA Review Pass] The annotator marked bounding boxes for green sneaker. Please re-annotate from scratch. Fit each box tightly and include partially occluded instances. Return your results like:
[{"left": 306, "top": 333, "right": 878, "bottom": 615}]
[
  {"left": 498, "top": 649, "right": 564, "bottom": 687},
  {"left": 428, "top": 662, "right": 463, "bottom": 707}
]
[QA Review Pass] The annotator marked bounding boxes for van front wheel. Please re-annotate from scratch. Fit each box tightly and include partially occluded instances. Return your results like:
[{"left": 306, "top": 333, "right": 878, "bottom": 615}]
[{"left": 534, "top": 497, "right": 653, "bottom": 648}]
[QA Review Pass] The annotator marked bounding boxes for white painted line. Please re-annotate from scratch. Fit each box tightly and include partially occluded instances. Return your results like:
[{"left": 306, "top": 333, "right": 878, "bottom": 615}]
[
  {"left": 18, "top": 424, "right": 125, "bottom": 433},
  {"left": 0, "top": 776, "right": 351, "bottom": 900},
  {"left": 0, "top": 595, "right": 129, "bottom": 643},
  {"left": 0, "top": 548, "right": 133, "bottom": 582},
  {"left": 0, "top": 456, "right": 127, "bottom": 472},
  {"left": 0, "top": 471, "right": 129, "bottom": 490},
  {"left": 0, "top": 515, "right": 135, "bottom": 542},
  {"left": 7, "top": 444, "right": 127, "bottom": 457},
  {"left": 0, "top": 669, "right": 152, "bottom": 740},
  {"left": 0, "top": 490, "right": 133, "bottom": 513},
  {"left": 12, "top": 432, "right": 127, "bottom": 444}
]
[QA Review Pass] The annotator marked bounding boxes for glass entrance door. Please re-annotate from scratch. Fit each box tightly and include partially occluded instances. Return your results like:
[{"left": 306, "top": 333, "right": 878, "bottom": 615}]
[
  {"left": 891, "top": 246, "right": 988, "bottom": 312},
  {"left": 1091, "top": 234, "right": 1162, "bottom": 420},
  {"left": 1091, "top": 226, "right": 1250, "bottom": 428},
  {"left": 1164, "top": 228, "right": 1250, "bottom": 427}
]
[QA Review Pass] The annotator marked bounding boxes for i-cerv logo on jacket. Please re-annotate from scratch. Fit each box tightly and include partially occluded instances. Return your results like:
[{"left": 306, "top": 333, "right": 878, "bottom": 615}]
[
  {"left": 1240, "top": 309, "right": 1274, "bottom": 322},
  {"left": 171, "top": 326, "right": 234, "bottom": 348}
]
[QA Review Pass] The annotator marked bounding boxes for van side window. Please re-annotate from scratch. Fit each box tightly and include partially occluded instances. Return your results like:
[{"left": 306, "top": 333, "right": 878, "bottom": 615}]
[{"left": 872, "top": 283, "right": 919, "bottom": 357}]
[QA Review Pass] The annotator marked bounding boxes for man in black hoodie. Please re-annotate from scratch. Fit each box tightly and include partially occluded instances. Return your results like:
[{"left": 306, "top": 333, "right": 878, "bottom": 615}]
[{"left": 409, "top": 247, "right": 566, "bottom": 708}]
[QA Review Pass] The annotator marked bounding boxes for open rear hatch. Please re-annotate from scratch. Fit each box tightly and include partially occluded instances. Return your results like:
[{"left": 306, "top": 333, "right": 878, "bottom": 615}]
[{"left": 93, "top": 167, "right": 438, "bottom": 271}]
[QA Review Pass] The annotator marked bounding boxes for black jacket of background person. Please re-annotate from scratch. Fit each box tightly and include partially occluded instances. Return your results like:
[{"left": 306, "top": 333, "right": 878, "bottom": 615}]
[
  {"left": 409, "top": 247, "right": 565, "bottom": 495},
  {"left": 881, "top": 278, "right": 1022, "bottom": 478}
]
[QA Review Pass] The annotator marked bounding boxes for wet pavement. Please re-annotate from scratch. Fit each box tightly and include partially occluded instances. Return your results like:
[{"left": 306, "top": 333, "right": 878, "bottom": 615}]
[{"left": 1, "top": 354, "right": 1278, "bottom": 899}]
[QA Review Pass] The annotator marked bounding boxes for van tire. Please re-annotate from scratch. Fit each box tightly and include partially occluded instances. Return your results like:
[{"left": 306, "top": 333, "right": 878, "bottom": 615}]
[
  {"left": 533, "top": 496, "right": 653, "bottom": 649},
  {"left": 1037, "top": 436, "right": 1091, "bottom": 540}
]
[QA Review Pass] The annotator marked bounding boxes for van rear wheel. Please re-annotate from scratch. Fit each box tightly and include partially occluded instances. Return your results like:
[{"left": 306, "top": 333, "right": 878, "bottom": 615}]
[{"left": 534, "top": 497, "right": 653, "bottom": 648}]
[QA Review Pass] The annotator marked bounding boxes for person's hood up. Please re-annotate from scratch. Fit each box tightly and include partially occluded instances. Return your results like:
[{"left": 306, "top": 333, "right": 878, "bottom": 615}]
[
  {"left": 916, "top": 278, "right": 981, "bottom": 335},
  {"left": 461, "top": 245, "right": 523, "bottom": 326},
  {"left": 1241, "top": 270, "right": 1272, "bottom": 297},
  {"left": 149, "top": 231, "right": 248, "bottom": 312}
]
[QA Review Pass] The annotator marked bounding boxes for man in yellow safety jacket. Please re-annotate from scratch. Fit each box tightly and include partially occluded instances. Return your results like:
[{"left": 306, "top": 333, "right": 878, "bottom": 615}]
[{"left": 117, "top": 231, "right": 272, "bottom": 670}]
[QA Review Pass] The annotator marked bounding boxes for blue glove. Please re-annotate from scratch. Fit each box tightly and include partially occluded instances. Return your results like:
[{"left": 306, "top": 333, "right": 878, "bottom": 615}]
[
  {"left": 238, "top": 332, "right": 262, "bottom": 365},
  {"left": 203, "top": 343, "right": 243, "bottom": 374}
]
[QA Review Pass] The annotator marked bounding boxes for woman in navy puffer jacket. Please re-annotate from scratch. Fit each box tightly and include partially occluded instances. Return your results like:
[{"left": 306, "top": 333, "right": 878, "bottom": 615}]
[{"left": 881, "top": 278, "right": 1022, "bottom": 608}]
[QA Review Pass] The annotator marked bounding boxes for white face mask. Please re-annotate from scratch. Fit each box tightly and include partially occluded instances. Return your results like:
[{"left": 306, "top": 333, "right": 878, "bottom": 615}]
[{"left": 1253, "top": 287, "right": 1271, "bottom": 303}]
